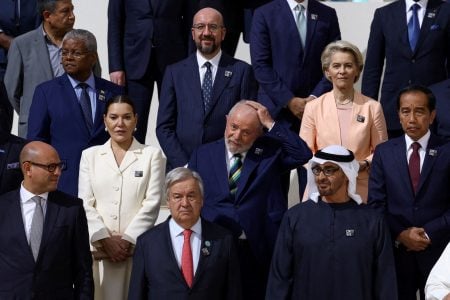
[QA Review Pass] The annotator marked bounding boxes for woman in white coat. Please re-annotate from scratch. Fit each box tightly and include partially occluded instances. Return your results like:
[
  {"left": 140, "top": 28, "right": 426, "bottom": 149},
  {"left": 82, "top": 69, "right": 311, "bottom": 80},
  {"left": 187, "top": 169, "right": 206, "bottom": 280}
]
[
  {"left": 79, "top": 95, "right": 165, "bottom": 300},
  {"left": 425, "top": 242, "right": 450, "bottom": 300}
]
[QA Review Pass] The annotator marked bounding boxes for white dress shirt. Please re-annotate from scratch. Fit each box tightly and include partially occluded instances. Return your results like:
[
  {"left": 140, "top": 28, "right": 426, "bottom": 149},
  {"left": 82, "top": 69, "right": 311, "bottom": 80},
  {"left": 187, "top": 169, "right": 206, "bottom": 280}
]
[
  {"left": 405, "top": 130, "right": 430, "bottom": 171},
  {"left": 20, "top": 184, "right": 48, "bottom": 244},
  {"left": 425, "top": 242, "right": 450, "bottom": 300},
  {"left": 196, "top": 50, "right": 222, "bottom": 86},
  {"left": 287, "top": 0, "right": 309, "bottom": 21},
  {"left": 405, "top": 0, "right": 428, "bottom": 27},
  {"left": 169, "top": 218, "right": 202, "bottom": 274}
]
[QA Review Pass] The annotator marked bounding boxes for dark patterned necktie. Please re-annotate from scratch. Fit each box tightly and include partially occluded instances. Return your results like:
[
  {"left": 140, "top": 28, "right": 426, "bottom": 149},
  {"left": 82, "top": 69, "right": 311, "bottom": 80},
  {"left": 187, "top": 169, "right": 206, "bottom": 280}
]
[
  {"left": 201, "top": 62, "right": 213, "bottom": 113},
  {"left": 78, "top": 82, "right": 93, "bottom": 132},
  {"left": 229, "top": 153, "right": 242, "bottom": 195},
  {"left": 408, "top": 4, "right": 420, "bottom": 51},
  {"left": 408, "top": 142, "right": 421, "bottom": 193}
]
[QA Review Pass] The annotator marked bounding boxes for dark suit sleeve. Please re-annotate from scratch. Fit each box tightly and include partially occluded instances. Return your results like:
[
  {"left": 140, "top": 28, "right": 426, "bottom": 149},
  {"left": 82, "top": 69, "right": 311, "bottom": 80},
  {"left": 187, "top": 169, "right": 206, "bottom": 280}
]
[
  {"left": 156, "top": 65, "right": 191, "bottom": 167},
  {"left": 250, "top": 9, "right": 296, "bottom": 108},
  {"left": 73, "top": 203, "right": 94, "bottom": 300},
  {"left": 240, "top": 63, "right": 258, "bottom": 100},
  {"left": 27, "top": 85, "right": 51, "bottom": 142},
  {"left": 368, "top": 147, "right": 406, "bottom": 239},
  {"left": 0, "top": 81, "right": 13, "bottom": 133},
  {"left": 361, "top": 8, "right": 385, "bottom": 100},
  {"left": 128, "top": 237, "right": 148, "bottom": 300},
  {"left": 266, "top": 122, "right": 312, "bottom": 171},
  {"left": 266, "top": 211, "right": 294, "bottom": 299},
  {"left": 309, "top": 9, "right": 340, "bottom": 98},
  {"left": 107, "top": 0, "right": 125, "bottom": 73},
  {"left": 226, "top": 236, "right": 243, "bottom": 300},
  {"left": 373, "top": 215, "right": 398, "bottom": 300}
]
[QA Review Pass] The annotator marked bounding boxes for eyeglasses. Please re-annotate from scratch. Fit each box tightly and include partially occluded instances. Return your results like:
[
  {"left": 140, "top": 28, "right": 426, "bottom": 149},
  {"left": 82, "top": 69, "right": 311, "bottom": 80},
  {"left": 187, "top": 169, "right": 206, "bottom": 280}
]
[
  {"left": 311, "top": 165, "right": 340, "bottom": 176},
  {"left": 24, "top": 161, "right": 67, "bottom": 172},
  {"left": 192, "top": 23, "right": 223, "bottom": 33},
  {"left": 61, "top": 50, "right": 90, "bottom": 59}
]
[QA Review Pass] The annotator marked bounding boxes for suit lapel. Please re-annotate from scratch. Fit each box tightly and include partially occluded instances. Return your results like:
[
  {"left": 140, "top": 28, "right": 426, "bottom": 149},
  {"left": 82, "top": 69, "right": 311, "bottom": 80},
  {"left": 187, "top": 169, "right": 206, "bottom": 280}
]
[
  {"left": 415, "top": 0, "right": 439, "bottom": 55},
  {"left": 391, "top": 0, "right": 412, "bottom": 56},
  {"left": 304, "top": 0, "right": 319, "bottom": 58},
  {"left": 193, "top": 219, "right": 214, "bottom": 287},
  {"left": 417, "top": 135, "right": 441, "bottom": 193},
  {"left": 61, "top": 74, "right": 91, "bottom": 136},
  {"left": 98, "top": 140, "right": 120, "bottom": 172},
  {"left": 392, "top": 138, "right": 415, "bottom": 196},
  {"left": 118, "top": 139, "right": 140, "bottom": 172},
  {"left": 186, "top": 55, "right": 204, "bottom": 120},
  {"left": 210, "top": 140, "right": 231, "bottom": 196},
  {"left": 235, "top": 146, "right": 262, "bottom": 202},
  {"left": 208, "top": 54, "right": 233, "bottom": 117},
  {"left": 279, "top": 0, "right": 304, "bottom": 60},
  {"left": 38, "top": 192, "right": 60, "bottom": 261},
  {"left": 34, "top": 26, "right": 53, "bottom": 79},
  {"left": 93, "top": 77, "right": 109, "bottom": 135},
  {"left": 163, "top": 219, "right": 190, "bottom": 287}
]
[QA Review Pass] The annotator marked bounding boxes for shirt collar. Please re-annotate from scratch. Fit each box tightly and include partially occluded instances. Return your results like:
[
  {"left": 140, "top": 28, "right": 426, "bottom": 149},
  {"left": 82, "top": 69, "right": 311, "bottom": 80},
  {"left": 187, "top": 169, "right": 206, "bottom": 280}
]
[
  {"left": 287, "top": 0, "right": 309, "bottom": 11},
  {"left": 196, "top": 50, "right": 222, "bottom": 69},
  {"left": 67, "top": 73, "right": 96, "bottom": 90},
  {"left": 170, "top": 217, "right": 202, "bottom": 237},
  {"left": 20, "top": 183, "right": 49, "bottom": 204},
  {"left": 404, "top": 130, "right": 431, "bottom": 151},
  {"left": 405, "top": 0, "right": 427, "bottom": 12}
]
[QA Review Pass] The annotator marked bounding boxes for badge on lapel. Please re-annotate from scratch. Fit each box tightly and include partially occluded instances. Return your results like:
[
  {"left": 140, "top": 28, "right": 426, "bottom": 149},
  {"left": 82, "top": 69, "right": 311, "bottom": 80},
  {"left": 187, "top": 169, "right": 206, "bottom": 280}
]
[
  {"left": 224, "top": 70, "right": 232, "bottom": 78},
  {"left": 345, "top": 229, "right": 355, "bottom": 237},
  {"left": 428, "top": 149, "right": 437, "bottom": 157},
  {"left": 7, "top": 162, "right": 20, "bottom": 170},
  {"left": 98, "top": 90, "right": 106, "bottom": 101},
  {"left": 201, "top": 240, "right": 211, "bottom": 256},
  {"left": 134, "top": 170, "right": 143, "bottom": 177},
  {"left": 356, "top": 115, "right": 365, "bottom": 123},
  {"left": 254, "top": 148, "right": 263, "bottom": 155}
]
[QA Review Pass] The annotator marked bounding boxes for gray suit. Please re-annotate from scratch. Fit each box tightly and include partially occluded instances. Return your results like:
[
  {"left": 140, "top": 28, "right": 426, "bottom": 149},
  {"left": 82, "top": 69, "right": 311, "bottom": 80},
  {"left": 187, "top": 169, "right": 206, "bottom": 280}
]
[
  {"left": 4, "top": 24, "right": 101, "bottom": 137},
  {"left": 4, "top": 24, "right": 53, "bottom": 137}
]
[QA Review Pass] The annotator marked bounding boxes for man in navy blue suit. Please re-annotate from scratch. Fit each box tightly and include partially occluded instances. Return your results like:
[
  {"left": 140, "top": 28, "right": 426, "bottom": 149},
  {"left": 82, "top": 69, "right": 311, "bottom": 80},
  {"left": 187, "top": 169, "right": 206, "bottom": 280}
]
[
  {"left": 27, "top": 29, "right": 123, "bottom": 196},
  {"left": 250, "top": 0, "right": 340, "bottom": 131},
  {"left": 362, "top": 0, "right": 450, "bottom": 138},
  {"left": 429, "top": 79, "right": 450, "bottom": 141},
  {"left": 128, "top": 167, "right": 241, "bottom": 300},
  {"left": 189, "top": 100, "right": 312, "bottom": 299},
  {"left": 107, "top": 0, "right": 189, "bottom": 144},
  {"left": 157, "top": 7, "right": 257, "bottom": 170},
  {"left": 369, "top": 85, "right": 450, "bottom": 299},
  {"left": 0, "top": 141, "right": 93, "bottom": 299}
]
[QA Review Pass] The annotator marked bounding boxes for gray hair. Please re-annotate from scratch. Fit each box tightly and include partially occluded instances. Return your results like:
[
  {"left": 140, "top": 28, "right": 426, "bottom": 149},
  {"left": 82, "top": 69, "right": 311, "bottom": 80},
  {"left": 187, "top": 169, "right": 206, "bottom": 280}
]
[
  {"left": 62, "top": 29, "right": 97, "bottom": 52},
  {"left": 164, "top": 167, "right": 204, "bottom": 203},
  {"left": 37, "top": 0, "right": 64, "bottom": 14},
  {"left": 321, "top": 40, "right": 364, "bottom": 83}
]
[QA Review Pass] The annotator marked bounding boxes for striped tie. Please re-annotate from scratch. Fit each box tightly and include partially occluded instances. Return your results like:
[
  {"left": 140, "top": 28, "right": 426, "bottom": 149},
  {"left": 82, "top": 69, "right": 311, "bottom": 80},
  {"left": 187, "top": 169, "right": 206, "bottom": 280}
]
[{"left": 229, "top": 154, "right": 242, "bottom": 195}]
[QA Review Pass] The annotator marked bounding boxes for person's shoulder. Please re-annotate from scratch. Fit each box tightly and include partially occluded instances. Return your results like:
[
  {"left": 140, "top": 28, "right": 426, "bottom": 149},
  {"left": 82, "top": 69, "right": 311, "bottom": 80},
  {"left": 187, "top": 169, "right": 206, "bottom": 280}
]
[
  {"left": 375, "top": 0, "right": 402, "bottom": 13},
  {"left": 310, "top": 0, "right": 337, "bottom": 12},
  {"left": 94, "top": 76, "right": 123, "bottom": 93},
  {"left": 48, "top": 190, "right": 83, "bottom": 208},
  {"left": 202, "top": 219, "right": 234, "bottom": 239},
  {"left": 11, "top": 26, "right": 41, "bottom": 45},
  {"left": 137, "top": 220, "right": 168, "bottom": 243}
]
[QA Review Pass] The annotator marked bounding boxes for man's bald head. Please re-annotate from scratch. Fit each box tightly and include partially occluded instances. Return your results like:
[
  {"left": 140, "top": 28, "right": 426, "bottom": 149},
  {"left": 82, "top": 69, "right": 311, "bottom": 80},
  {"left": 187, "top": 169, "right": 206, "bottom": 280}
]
[{"left": 21, "top": 141, "right": 63, "bottom": 194}]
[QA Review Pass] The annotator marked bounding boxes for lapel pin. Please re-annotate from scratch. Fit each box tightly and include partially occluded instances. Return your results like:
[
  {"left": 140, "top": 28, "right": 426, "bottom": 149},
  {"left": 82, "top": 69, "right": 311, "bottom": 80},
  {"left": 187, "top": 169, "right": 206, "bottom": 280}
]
[
  {"left": 428, "top": 149, "right": 437, "bottom": 156},
  {"left": 0, "top": 149, "right": 5, "bottom": 153},
  {"left": 134, "top": 171, "right": 143, "bottom": 177},
  {"left": 98, "top": 90, "right": 106, "bottom": 101},
  {"left": 7, "top": 162, "right": 20, "bottom": 170},
  {"left": 254, "top": 148, "right": 263, "bottom": 155},
  {"left": 311, "top": 14, "right": 318, "bottom": 20},
  {"left": 427, "top": 12, "right": 436, "bottom": 18},
  {"left": 202, "top": 240, "right": 211, "bottom": 256},
  {"left": 356, "top": 115, "right": 365, "bottom": 123},
  {"left": 224, "top": 70, "right": 232, "bottom": 77},
  {"left": 345, "top": 229, "right": 355, "bottom": 237}
]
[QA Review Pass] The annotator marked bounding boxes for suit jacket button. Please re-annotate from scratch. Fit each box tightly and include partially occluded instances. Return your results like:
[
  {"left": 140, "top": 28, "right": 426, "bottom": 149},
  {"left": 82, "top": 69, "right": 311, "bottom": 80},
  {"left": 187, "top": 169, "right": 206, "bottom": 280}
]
[
  {"left": 411, "top": 59, "right": 415, "bottom": 63},
  {"left": 235, "top": 205, "right": 239, "bottom": 209}
]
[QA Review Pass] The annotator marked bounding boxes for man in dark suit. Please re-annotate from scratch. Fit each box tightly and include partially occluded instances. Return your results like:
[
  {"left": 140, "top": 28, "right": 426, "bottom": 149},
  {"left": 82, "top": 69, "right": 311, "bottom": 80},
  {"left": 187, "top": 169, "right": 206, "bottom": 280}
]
[
  {"left": 369, "top": 85, "right": 450, "bottom": 299},
  {"left": 0, "top": 128, "right": 26, "bottom": 195},
  {"left": 4, "top": 0, "right": 76, "bottom": 138},
  {"left": 362, "top": 0, "right": 450, "bottom": 138},
  {"left": 429, "top": 79, "right": 450, "bottom": 141},
  {"left": 128, "top": 167, "right": 241, "bottom": 300},
  {"left": 0, "top": 141, "right": 93, "bottom": 299},
  {"left": 107, "top": 0, "right": 189, "bottom": 144},
  {"left": 189, "top": 100, "right": 312, "bottom": 299},
  {"left": 157, "top": 7, "right": 257, "bottom": 170},
  {"left": 27, "top": 29, "right": 123, "bottom": 196},
  {"left": 0, "top": 0, "right": 40, "bottom": 80},
  {"left": 250, "top": 0, "right": 340, "bottom": 131}
]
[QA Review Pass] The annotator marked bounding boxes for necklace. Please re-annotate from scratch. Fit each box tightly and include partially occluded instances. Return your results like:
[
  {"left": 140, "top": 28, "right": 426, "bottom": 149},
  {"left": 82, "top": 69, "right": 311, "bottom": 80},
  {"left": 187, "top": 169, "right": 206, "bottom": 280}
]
[{"left": 335, "top": 98, "right": 353, "bottom": 105}]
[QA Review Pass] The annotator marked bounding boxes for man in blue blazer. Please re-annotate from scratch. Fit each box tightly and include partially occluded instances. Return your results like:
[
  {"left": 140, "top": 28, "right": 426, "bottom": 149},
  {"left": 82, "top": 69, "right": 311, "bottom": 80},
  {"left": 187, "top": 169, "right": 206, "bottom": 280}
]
[
  {"left": 157, "top": 7, "right": 257, "bottom": 170},
  {"left": 27, "top": 29, "right": 123, "bottom": 196},
  {"left": 250, "top": 0, "right": 340, "bottom": 131},
  {"left": 107, "top": 0, "right": 189, "bottom": 144},
  {"left": 128, "top": 167, "right": 241, "bottom": 300},
  {"left": 362, "top": 0, "right": 450, "bottom": 138},
  {"left": 189, "top": 101, "right": 312, "bottom": 299},
  {"left": 0, "top": 141, "right": 93, "bottom": 299},
  {"left": 429, "top": 79, "right": 450, "bottom": 141},
  {"left": 369, "top": 85, "right": 450, "bottom": 299}
]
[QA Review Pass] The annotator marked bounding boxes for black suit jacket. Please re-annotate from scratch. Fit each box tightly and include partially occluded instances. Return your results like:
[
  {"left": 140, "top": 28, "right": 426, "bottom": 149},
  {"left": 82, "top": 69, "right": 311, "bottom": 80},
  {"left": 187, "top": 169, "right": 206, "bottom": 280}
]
[
  {"left": 0, "top": 131, "right": 26, "bottom": 195},
  {"left": 128, "top": 218, "right": 242, "bottom": 300},
  {"left": 0, "top": 189, "right": 93, "bottom": 299}
]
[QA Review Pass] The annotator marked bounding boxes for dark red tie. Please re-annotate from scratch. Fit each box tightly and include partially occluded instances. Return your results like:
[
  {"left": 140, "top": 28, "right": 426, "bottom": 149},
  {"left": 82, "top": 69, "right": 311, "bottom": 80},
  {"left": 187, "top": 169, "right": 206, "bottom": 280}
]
[
  {"left": 181, "top": 229, "right": 193, "bottom": 287},
  {"left": 408, "top": 142, "right": 421, "bottom": 193}
]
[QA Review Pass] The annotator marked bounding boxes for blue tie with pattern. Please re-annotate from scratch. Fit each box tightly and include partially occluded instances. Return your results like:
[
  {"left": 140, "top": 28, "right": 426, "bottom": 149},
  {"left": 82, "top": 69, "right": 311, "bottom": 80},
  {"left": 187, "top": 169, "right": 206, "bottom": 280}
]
[
  {"left": 408, "top": 4, "right": 420, "bottom": 51},
  {"left": 78, "top": 82, "right": 93, "bottom": 132},
  {"left": 201, "top": 62, "right": 213, "bottom": 113}
]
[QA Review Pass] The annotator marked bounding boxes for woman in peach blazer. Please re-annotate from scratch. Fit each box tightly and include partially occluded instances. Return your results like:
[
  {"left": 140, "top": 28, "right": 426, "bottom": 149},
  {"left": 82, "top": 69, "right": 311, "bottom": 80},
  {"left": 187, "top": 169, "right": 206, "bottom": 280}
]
[
  {"left": 300, "top": 41, "right": 387, "bottom": 202},
  {"left": 78, "top": 96, "right": 165, "bottom": 300}
]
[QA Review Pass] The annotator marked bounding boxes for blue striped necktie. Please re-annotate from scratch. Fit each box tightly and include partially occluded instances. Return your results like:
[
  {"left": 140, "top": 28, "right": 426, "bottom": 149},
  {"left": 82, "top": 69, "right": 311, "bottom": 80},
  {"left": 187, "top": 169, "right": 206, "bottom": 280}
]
[
  {"left": 229, "top": 153, "right": 242, "bottom": 195},
  {"left": 408, "top": 4, "right": 420, "bottom": 51}
]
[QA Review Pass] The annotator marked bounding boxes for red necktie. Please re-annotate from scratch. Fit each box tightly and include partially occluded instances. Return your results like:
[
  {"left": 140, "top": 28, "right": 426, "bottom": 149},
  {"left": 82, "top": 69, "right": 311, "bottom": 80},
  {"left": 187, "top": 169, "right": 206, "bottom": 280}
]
[
  {"left": 408, "top": 142, "right": 421, "bottom": 193},
  {"left": 181, "top": 229, "right": 194, "bottom": 287}
]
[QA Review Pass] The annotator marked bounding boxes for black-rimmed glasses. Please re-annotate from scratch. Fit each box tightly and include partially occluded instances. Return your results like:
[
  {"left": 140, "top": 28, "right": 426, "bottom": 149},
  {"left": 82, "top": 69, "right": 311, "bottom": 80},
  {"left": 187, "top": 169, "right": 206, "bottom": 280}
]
[
  {"left": 24, "top": 161, "right": 67, "bottom": 172},
  {"left": 311, "top": 166, "right": 340, "bottom": 177}
]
